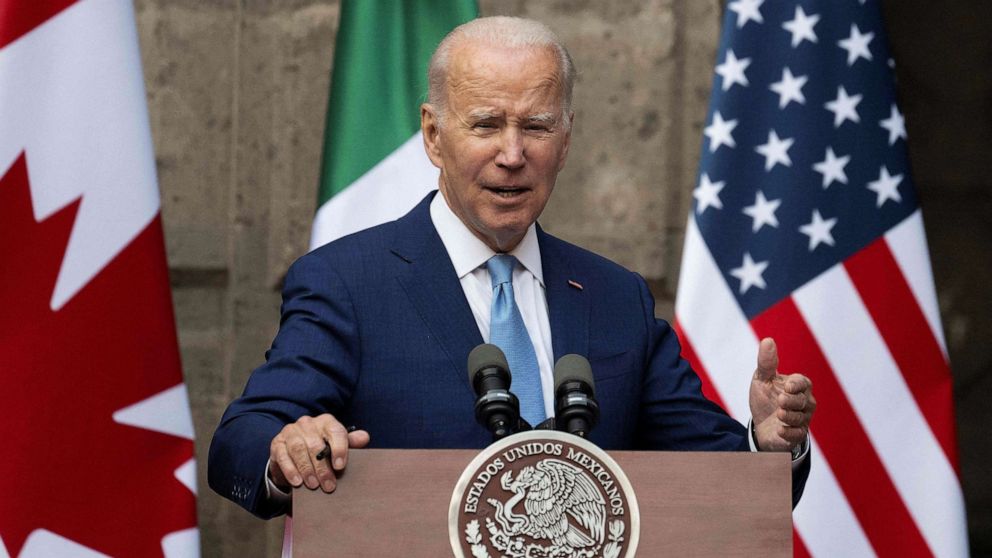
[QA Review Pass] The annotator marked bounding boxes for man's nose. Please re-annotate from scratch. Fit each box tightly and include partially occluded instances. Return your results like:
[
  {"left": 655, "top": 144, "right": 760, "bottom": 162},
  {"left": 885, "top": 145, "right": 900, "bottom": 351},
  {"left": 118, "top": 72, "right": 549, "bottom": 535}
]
[{"left": 495, "top": 129, "right": 525, "bottom": 169}]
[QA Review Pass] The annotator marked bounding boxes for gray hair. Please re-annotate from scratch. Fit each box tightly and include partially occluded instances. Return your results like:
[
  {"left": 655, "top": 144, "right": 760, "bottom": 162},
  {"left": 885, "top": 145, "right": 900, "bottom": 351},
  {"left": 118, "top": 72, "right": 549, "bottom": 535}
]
[{"left": 427, "top": 16, "right": 576, "bottom": 128}]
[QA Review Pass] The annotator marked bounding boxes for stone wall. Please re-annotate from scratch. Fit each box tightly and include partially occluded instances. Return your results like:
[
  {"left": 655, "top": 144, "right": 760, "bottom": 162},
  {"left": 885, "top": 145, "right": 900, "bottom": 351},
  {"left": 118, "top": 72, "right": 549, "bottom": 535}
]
[
  {"left": 135, "top": 1, "right": 991, "bottom": 555},
  {"left": 883, "top": 1, "right": 992, "bottom": 551}
]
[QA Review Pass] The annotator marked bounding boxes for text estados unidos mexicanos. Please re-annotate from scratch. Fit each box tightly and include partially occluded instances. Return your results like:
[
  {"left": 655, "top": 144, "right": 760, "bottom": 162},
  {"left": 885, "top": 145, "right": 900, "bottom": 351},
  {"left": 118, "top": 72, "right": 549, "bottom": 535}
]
[{"left": 462, "top": 443, "right": 625, "bottom": 516}]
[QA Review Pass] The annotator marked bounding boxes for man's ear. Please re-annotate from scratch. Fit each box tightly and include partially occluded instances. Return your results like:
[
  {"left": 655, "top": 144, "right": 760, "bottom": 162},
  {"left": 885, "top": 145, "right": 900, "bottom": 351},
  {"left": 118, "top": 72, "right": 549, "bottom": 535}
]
[
  {"left": 557, "top": 111, "right": 575, "bottom": 172},
  {"left": 421, "top": 104, "right": 443, "bottom": 169}
]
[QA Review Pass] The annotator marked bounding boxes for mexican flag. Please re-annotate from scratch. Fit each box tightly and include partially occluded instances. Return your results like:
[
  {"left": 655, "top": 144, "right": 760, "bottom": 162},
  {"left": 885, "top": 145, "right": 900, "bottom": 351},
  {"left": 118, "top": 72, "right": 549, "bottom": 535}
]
[
  {"left": 0, "top": 1, "right": 198, "bottom": 556},
  {"left": 309, "top": 0, "right": 478, "bottom": 251}
]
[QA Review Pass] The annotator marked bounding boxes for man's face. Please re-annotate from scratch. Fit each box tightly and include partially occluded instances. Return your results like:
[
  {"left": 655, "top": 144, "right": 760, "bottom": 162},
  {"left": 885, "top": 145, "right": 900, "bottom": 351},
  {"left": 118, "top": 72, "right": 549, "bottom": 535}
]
[{"left": 422, "top": 42, "right": 572, "bottom": 252}]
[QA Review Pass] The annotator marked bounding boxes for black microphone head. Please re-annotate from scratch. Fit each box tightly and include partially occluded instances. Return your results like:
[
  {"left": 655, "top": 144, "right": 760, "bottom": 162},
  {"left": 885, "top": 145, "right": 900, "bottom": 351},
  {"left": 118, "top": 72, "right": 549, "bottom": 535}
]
[
  {"left": 553, "top": 354, "right": 595, "bottom": 397},
  {"left": 468, "top": 344, "right": 519, "bottom": 441},
  {"left": 468, "top": 343, "right": 510, "bottom": 393}
]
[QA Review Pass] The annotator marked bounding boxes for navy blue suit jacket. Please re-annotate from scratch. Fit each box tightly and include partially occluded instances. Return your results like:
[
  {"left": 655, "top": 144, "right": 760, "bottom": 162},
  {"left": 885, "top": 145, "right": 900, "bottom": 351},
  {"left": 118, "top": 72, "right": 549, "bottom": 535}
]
[{"left": 208, "top": 192, "right": 808, "bottom": 518}]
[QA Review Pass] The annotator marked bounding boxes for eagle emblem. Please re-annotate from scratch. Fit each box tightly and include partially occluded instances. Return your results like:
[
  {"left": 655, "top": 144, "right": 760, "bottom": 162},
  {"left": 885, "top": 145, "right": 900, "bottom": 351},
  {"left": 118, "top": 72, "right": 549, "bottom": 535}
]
[
  {"left": 451, "top": 431, "right": 636, "bottom": 558},
  {"left": 486, "top": 458, "right": 607, "bottom": 557}
]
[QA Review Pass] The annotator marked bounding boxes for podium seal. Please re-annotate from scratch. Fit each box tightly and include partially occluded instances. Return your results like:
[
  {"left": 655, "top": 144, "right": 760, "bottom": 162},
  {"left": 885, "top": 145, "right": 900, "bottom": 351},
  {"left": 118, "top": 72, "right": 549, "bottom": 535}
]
[{"left": 449, "top": 430, "right": 639, "bottom": 558}]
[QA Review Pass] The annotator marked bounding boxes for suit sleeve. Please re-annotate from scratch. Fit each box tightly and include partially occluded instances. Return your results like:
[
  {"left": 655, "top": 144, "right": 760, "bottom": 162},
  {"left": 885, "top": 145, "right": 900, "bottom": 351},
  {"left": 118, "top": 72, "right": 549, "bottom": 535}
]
[
  {"left": 207, "top": 254, "right": 361, "bottom": 518},
  {"left": 632, "top": 274, "right": 810, "bottom": 506},
  {"left": 632, "top": 273, "right": 751, "bottom": 452}
]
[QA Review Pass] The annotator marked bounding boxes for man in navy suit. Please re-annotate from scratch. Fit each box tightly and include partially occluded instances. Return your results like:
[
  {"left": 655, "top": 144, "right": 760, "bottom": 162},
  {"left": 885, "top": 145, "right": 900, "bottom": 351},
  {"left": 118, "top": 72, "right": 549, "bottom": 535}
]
[{"left": 208, "top": 16, "right": 815, "bottom": 519}]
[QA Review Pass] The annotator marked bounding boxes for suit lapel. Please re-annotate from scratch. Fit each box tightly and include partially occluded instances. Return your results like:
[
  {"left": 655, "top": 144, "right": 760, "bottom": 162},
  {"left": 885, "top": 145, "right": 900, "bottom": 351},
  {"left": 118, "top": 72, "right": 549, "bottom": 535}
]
[
  {"left": 391, "top": 194, "right": 483, "bottom": 394},
  {"left": 538, "top": 227, "right": 590, "bottom": 362}
]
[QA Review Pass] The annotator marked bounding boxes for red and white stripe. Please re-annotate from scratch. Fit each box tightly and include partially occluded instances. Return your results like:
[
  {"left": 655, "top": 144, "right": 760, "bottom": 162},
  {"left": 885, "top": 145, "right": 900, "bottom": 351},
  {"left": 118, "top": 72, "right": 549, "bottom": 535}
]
[{"left": 674, "top": 212, "right": 968, "bottom": 557}]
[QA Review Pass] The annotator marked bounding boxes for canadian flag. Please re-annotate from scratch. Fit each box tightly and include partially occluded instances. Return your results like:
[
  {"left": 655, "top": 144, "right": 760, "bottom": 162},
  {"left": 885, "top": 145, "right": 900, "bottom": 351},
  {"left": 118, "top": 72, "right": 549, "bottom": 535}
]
[{"left": 0, "top": 1, "right": 199, "bottom": 556}]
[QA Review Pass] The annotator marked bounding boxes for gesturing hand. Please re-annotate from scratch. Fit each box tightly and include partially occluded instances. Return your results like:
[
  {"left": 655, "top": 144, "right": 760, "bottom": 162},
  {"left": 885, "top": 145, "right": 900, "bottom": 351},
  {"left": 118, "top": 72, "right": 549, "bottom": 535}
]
[
  {"left": 749, "top": 338, "right": 816, "bottom": 452},
  {"left": 268, "top": 413, "right": 371, "bottom": 493}
]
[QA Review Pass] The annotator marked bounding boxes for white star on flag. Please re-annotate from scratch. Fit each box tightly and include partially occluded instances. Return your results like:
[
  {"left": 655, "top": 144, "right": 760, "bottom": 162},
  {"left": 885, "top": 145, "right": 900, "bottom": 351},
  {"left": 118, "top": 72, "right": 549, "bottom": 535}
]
[
  {"left": 825, "top": 85, "right": 863, "bottom": 128},
  {"left": 781, "top": 6, "right": 819, "bottom": 47},
  {"left": 754, "top": 129, "right": 794, "bottom": 171},
  {"left": 728, "top": 0, "right": 765, "bottom": 28},
  {"left": 715, "top": 49, "right": 751, "bottom": 91},
  {"left": 838, "top": 24, "right": 875, "bottom": 66},
  {"left": 729, "top": 252, "right": 769, "bottom": 294},
  {"left": 798, "top": 209, "right": 838, "bottom": 251},
  {"left": 769, "top": 67, "right": 808, "bottom": 109},
  {"left": 693, "top": 173, "right": 725, "bottom": 214},
  {"left": 867, "top": 166, "right": 904, "bottom": 207},
  {"left": 812, "top": 146, "right": 851, "bottom": 188},
  {"left": 742, "top": 191, "right": 781, "bottom": 232},
  {"left": 880, "top": 104, "right": 907, "bottom": 145},
  {"left": 704, "top": 111, "right": 738, "bottom": 152}
]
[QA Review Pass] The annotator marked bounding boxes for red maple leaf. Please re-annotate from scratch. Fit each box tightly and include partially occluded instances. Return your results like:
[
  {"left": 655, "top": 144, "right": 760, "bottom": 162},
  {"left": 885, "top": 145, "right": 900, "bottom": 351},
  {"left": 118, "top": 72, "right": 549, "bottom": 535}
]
[{"left": 0, "top": 153, "right": 197, "bottom": 556}]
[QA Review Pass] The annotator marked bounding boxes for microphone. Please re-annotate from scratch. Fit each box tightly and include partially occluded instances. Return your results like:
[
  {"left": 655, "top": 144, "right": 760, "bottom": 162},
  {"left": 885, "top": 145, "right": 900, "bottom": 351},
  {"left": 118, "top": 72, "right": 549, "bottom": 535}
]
[
  {"left": 467, "top": 344, "right": 520, "bottom": 441},
  {"left": 553, "top": 354, "right": 599, "bottom": 438}
]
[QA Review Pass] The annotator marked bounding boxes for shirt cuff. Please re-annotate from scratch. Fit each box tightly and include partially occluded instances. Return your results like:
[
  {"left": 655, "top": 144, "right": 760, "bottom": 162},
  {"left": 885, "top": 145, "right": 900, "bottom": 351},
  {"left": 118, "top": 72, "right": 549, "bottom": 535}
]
[
  {"left": 265, "top": 458, "right": 293, "bottom": 505},
  {"left": 747, "top": 418, "right": 810, "bottom": 472}
]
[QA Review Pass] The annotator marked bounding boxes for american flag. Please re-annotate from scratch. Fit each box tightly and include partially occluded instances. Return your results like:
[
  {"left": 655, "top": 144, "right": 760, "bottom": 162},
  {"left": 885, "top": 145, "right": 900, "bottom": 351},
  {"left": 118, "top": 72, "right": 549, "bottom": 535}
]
[{"left": 673, "top": 1, "right": 969, "bottom": 556}]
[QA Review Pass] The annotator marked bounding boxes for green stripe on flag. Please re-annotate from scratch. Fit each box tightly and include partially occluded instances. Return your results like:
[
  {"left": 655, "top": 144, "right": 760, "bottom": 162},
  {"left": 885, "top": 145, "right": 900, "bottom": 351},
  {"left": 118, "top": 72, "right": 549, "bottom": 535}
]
[{"left": 317, "top": 0, "right": 478, "bottom": 206}]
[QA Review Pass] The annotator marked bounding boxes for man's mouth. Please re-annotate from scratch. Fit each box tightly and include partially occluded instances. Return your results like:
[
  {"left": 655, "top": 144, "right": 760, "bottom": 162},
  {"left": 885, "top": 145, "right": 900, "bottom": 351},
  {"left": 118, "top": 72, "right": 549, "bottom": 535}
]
[{"left": 484, "top": 186, "right": 529, "bottom": 198}]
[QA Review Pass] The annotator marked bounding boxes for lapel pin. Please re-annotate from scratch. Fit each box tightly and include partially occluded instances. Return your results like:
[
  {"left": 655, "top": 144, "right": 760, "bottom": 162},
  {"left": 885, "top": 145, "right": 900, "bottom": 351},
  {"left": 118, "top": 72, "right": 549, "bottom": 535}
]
[{"left": 568, "top": 279, "right": 584, "bottom": 290}]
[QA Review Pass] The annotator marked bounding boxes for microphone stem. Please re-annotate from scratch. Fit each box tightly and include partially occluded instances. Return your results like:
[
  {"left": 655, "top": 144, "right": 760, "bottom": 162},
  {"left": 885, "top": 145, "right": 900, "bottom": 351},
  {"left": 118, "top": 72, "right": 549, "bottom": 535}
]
[{"left": 567, "top": 417, "right": 589, "bottom": 437}]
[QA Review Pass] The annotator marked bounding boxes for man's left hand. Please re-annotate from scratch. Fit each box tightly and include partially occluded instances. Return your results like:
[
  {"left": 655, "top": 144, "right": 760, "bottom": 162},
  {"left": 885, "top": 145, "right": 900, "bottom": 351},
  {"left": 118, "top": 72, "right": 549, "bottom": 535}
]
[{"left": 749, "top": 337, "right": 816, "bottom": 452}]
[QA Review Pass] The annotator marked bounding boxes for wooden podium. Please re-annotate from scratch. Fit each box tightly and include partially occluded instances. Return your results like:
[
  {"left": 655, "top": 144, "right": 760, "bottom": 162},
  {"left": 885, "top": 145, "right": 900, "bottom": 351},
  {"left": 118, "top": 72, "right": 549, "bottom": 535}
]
[{"left": 292, "top": 448, "right": 792, "bottom": 557}]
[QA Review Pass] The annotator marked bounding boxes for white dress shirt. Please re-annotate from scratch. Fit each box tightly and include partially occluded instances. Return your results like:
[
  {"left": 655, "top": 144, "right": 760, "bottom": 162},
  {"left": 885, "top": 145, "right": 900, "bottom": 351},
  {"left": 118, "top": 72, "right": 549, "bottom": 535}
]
[{"left": 429, "top": 193, "right": 557, "bottom": 418}]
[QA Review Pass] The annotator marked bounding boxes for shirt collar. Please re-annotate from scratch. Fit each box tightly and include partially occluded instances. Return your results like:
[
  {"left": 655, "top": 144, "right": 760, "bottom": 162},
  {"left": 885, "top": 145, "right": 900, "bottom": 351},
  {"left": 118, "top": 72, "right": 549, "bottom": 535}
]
[{"left": 430, "top": 191, "right": 544, "bottom": 286}]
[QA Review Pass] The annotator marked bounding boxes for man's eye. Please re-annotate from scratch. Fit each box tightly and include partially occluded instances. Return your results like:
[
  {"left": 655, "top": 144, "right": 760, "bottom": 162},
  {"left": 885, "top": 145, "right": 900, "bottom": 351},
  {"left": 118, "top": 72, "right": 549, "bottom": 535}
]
[{"left": 474, "top": 122, "right": 496, "bottom": 129}]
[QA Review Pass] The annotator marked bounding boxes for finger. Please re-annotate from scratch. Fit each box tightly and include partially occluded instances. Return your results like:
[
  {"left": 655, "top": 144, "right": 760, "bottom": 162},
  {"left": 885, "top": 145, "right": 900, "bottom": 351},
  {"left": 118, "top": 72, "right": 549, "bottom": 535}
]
[
  {"left": 754, "top": 338, "right": 778, "bottom": 382},
  {"left": 285, "top": 434, "right": 320, "bottom": 489},
  {"left": 348, "top": 429, "right": 371, "bottom": 448},
  {"left": 311, "top": 453, "right": 336, "bottom": 493},
  {"left": 777, "top": 391, "right": 808, "bottom": 412},
  {"left": 782, "top": 374, "right": 812, "bottom": 394},
  {"left": 776, "top": 408, "right": 807, "bottom": 426},
  {"left": 298, "top": 423, "right": 337, "bottom": 493},
  {"left": 271, "top": 439, "right": 303, "bottom": 488},
  {"left": 321, "top": 416, "right": 351, "bottom": 471}
]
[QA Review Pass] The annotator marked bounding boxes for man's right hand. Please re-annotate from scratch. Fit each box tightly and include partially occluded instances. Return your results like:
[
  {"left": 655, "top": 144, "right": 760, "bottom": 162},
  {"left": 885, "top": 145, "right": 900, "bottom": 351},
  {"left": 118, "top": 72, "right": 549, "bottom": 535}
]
[{"left": 268, "top": 414, "right": 371, "bottom": 493}]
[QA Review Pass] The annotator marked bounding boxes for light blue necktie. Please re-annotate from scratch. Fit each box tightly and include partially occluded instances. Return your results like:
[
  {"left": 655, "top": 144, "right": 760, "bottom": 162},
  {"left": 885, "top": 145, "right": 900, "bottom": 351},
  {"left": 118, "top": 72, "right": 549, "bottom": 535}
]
[{"left": 486, "top": 254, "right": 546, "bottom": 427}]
